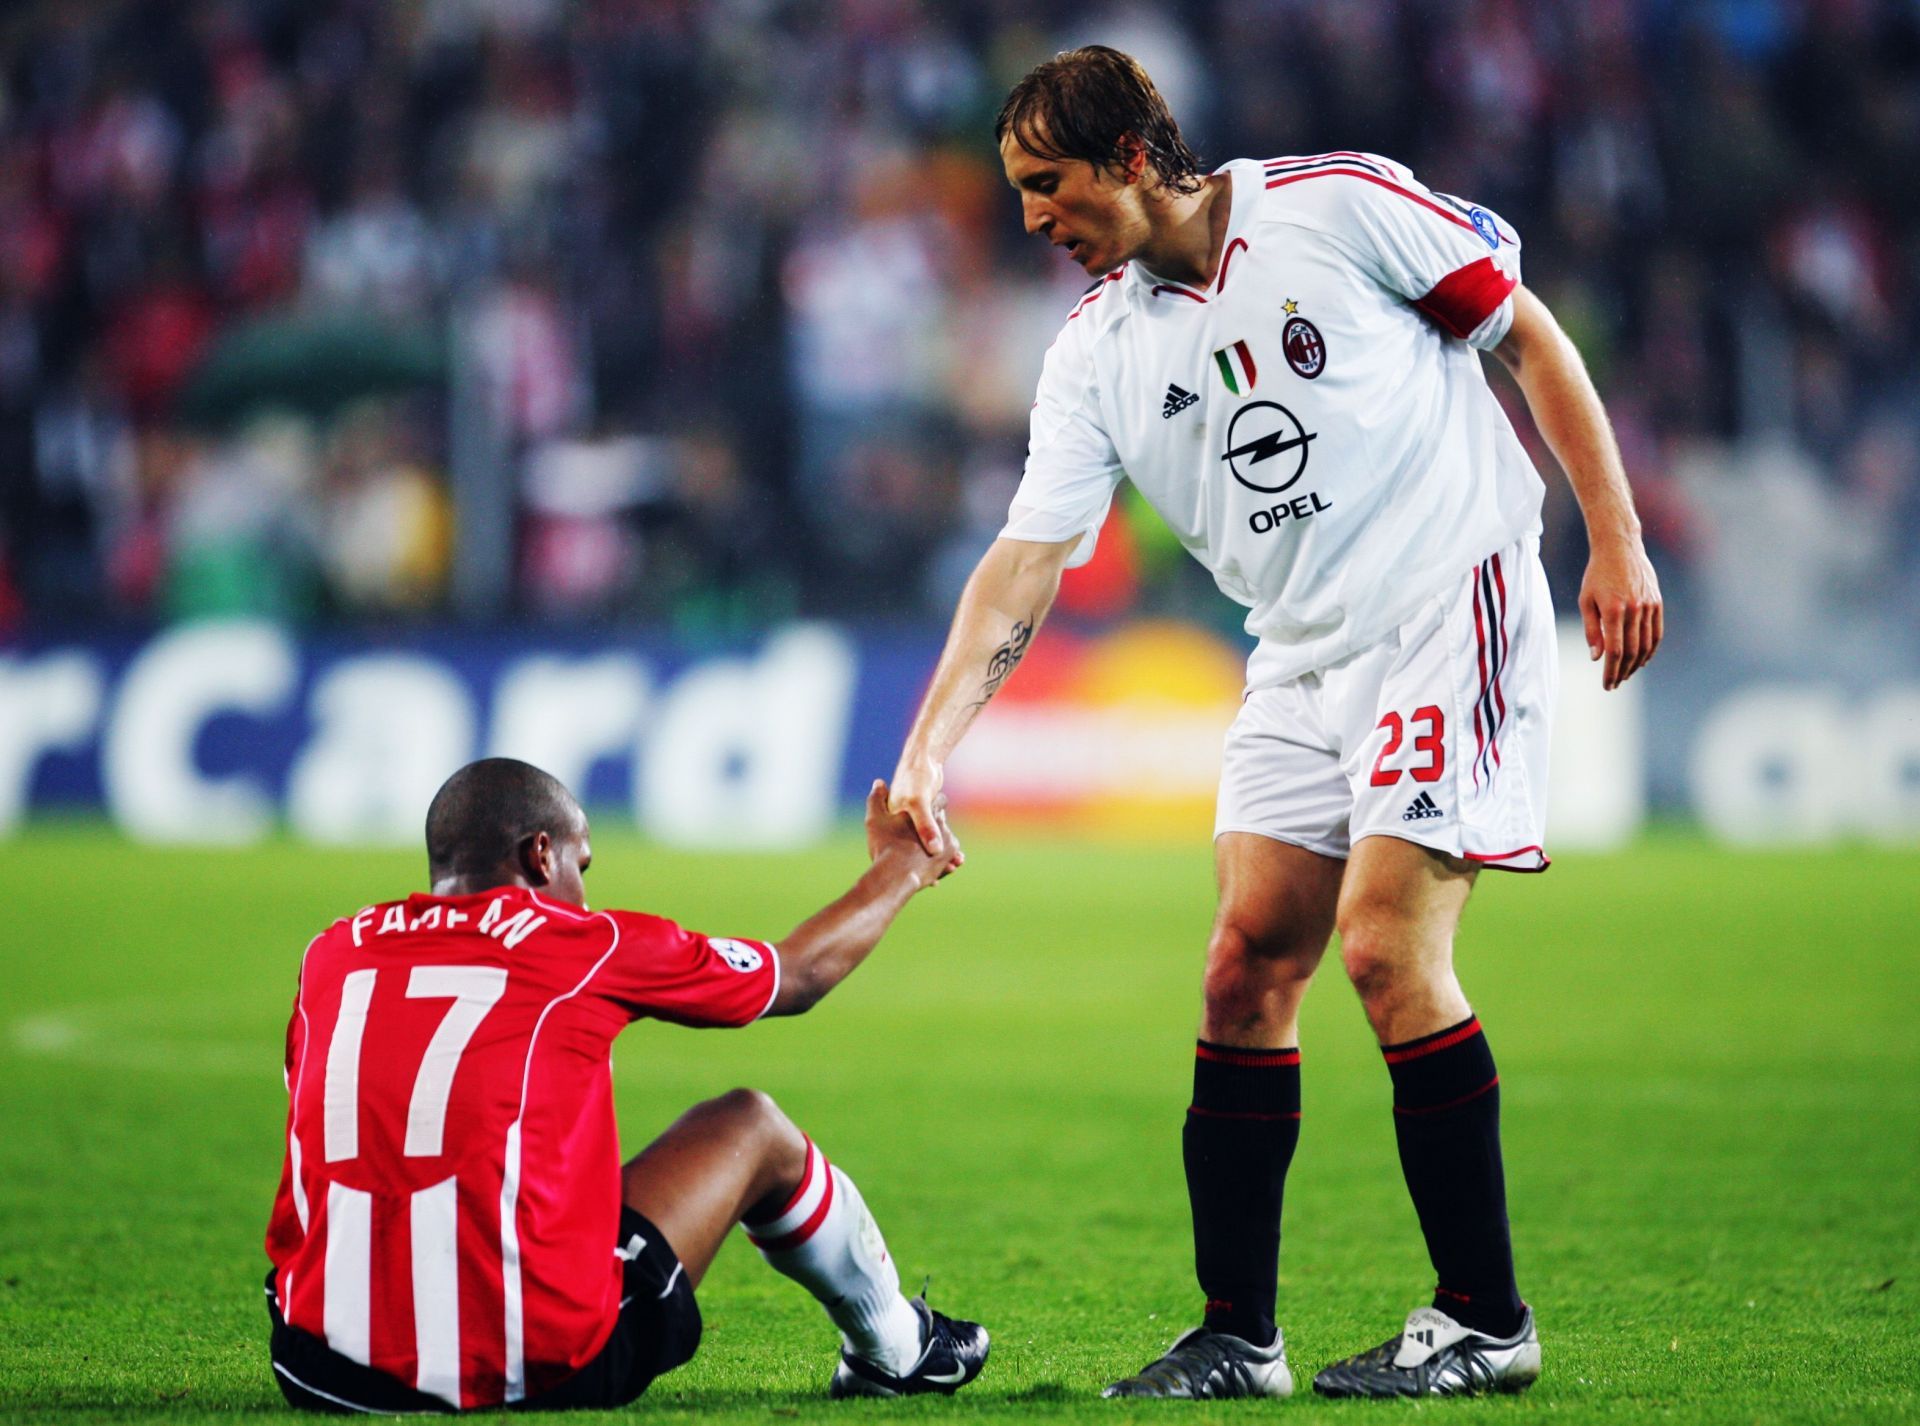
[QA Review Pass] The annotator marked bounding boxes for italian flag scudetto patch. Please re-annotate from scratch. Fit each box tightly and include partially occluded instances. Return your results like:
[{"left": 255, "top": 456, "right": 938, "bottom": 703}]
[{"left": 1214, "top": 340, "right": 1257, "bottom": 395}]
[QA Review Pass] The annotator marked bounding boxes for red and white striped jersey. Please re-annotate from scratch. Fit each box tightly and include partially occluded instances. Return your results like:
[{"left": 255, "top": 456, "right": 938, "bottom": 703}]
[
  {"left": 1003, "top": 153, "right": 1542, "bottom": 686},
  {"left": 264, "top": 887, "right": 779, "bottom": 1408}
]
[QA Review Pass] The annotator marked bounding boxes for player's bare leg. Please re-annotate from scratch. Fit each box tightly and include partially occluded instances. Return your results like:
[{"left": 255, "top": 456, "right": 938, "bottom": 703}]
[
  {"left": 619, "top": 1088, "right": 807, "bottom": 1285},
  {"left": 1202, "top": 832, "right": 1343, "bottom": 1047},
  {"left": 1314, "top": 834, "right": 1540, "bottom": 1397},
  {"left": 1333, "top": 834, "right": 1475, "bottom": 1046},
  {"left": 1106, "top": 834, "right": 1340, "bottom": 1399},
  {"left": 621, "top": 1088, "right": 987, "bottom": 1397}
]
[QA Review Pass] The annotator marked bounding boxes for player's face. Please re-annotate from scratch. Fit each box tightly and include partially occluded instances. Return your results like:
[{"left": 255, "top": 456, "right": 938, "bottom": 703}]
[{"left": 1001, "top": 129, "right": 1150, "bottom": 277}]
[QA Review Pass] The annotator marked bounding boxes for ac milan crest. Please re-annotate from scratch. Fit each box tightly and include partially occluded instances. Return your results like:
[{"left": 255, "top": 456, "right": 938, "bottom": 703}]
[{"left": 1282, "top": 316, "right": 1326, "bottom": 380}]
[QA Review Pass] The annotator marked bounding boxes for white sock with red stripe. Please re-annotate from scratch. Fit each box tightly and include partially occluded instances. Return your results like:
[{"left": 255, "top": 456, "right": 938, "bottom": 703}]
[{"left": 743, "top": 1138, "right": 924, "bottom": 1375}]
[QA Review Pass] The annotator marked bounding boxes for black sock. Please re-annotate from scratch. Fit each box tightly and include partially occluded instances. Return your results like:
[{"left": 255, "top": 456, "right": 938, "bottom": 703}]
[
  {"left": 1182, "top": 1040, "right": 1301, "bottom": 1347},
  {"left": 1384, "top": 1015, "right": 1525, "bottom": 1338}
]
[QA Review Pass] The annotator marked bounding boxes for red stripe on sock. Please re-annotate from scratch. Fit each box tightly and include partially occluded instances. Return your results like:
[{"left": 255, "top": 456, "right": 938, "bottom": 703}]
[
  {"left": 744, "top": 1137, "right": 815, "bottom": 1226},
  {"left": 1196, "top": 1044, "right": 1301, "bottom": 1067},
  {"left": 1393, "top": 1076, "right": 1499, "bottom": 1116},
  {"left": 1382, "top": 1017, "right": 1483, "bottom": 1064},
  {"left": 750, "top": 1157, "right": 836, "bottom": 1252},
  {"left": 1186, "top": 1107, "right": 1302, "bottom": 1121}
]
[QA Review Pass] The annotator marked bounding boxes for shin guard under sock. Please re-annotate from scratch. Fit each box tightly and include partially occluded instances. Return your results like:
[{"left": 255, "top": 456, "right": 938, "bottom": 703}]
[
  {"left": 745, "top": 1138, "right": 924, "bottom": 1373},
  {"left": 1383, "top": 1015, "right": 1525, "bottom": 1337},
  {"left": 1182, "top": 1041, "right": 1301, "bottom": 1347}
]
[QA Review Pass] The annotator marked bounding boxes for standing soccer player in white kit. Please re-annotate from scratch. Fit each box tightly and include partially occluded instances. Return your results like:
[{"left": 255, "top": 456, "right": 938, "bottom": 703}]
[{"left": 889, "top": 47, "right": 1662, "bottom": 1400}]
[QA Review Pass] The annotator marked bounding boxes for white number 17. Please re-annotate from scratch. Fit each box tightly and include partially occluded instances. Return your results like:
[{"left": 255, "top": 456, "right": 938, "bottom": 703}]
[{"left": 322, "top": 965, "right": 507, "bottom": 1163}]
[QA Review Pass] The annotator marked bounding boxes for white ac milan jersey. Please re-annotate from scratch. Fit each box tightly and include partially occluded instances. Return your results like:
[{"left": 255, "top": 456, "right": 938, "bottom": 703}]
[{"left": 1003, "top": 154, "right": 1544, "bottom": 684}]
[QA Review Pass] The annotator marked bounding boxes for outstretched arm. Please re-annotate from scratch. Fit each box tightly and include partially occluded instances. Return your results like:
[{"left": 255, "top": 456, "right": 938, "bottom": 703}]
[
  {"left": 765, "top": 781, "right": 961, "bottom": 1016},
  {"left": 1494, "top": 285, "right": 1663, "bottom": 690},
  {"left": 889, "top": 534, "right": 1079, "bottom": 852}
]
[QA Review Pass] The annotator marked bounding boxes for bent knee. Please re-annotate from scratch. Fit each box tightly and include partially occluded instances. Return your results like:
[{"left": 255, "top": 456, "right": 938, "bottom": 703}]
[
  {"left": 1337, "top": 933, "right": 1397, "bottom": 1004},
  {"left": 1335, "top": 913, "right": 1445, "bottom": 1010},
  {"left": 709, "top": 1087, "right": 787, "bottom": 1133},
  {"left": 719, "top": 1089, "right": 810, "bottom": 1166},
  {"left": 1207, "top": 919, "right": 1323, "bottom": 977},
  {"left": 1203, "top": 921, "right": 1321, "bottom": 1018}
]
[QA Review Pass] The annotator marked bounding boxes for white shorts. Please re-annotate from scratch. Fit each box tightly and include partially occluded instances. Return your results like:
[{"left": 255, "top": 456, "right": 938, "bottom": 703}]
[{"left": 1215, "top": 536, "right": 1556, "bottom": 871}]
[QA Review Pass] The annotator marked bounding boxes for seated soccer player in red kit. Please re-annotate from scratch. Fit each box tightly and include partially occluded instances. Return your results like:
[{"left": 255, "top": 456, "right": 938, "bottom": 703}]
[{"left": 263, "top": 757, "right": 987, "bottom": 1412}]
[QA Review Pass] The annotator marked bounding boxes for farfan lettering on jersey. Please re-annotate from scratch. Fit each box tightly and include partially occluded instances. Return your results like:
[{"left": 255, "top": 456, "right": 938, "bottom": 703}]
[{"left": 349, "top": 897, "right": 549, "bottom": 949}]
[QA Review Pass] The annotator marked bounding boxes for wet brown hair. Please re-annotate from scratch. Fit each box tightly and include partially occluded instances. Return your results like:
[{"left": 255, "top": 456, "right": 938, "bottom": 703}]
[{"left": 995, "top": 45, "right": 1205, "bottom": 195}]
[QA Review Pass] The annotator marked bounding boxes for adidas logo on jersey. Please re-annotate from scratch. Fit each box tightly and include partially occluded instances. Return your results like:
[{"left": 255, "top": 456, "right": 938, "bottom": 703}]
[
  {"left": 1162, "top": 383, "right": 1198, "bottom": 419},
  {"left": 1401, "top": 792, "right": 1444, "bottom": 822}
]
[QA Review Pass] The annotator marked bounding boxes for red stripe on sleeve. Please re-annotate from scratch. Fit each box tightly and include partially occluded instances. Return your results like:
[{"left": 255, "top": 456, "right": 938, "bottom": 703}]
[
  {"left": 1412, "top": 257, "right": 1517, "bottom": 340},
  {"left": 1264, "top": 167, "right": 1473, "bottom": 231}
]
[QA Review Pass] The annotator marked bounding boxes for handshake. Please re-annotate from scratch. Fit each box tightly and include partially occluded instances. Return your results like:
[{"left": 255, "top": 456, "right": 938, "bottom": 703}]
[{"left": 863, "top": 778, "right": 963, "bottom": 890}]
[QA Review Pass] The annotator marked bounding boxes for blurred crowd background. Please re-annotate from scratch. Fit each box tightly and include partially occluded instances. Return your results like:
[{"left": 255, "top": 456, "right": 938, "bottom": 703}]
[{"left": 1, "top": 0, "right": 1916, "bottom": 665}]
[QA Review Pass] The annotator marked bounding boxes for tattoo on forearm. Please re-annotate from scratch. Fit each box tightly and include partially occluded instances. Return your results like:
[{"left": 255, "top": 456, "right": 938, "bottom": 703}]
[{"left": 966, "top": 615, "right": 1035, "bottom": 714}]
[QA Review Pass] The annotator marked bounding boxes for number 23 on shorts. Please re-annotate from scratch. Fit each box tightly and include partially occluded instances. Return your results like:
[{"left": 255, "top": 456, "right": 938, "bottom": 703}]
[{"left": 1369, "top": 706, "right": 1445, "bottom": 786}]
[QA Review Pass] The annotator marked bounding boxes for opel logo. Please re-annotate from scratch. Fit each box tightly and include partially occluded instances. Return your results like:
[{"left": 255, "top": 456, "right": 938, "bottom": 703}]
[{"left": 1222, "top": 401, "right": 1317, "bottom": 494}]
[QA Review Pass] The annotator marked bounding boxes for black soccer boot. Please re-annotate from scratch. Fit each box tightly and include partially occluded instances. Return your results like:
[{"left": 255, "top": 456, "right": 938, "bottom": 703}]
[
  {"left": 1313, "top": 1305, "right": 1540, "bottom": 1397},
  {"left": 1102, "top": 1326, "right": 1293, "bottom": 1399},
  {"left": 827, "top": 1296, "right": 989, "bottom": 1397}
]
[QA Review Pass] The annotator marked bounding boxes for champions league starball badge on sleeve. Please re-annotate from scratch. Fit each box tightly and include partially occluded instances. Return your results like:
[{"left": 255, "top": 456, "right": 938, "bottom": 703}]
[{"left": 1469, "top": 206, "right": 1501, "bottom": 249}]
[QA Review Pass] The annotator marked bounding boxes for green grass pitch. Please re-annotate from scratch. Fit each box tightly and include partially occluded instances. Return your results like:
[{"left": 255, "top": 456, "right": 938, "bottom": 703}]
[{"left": 1, "top": 826, "right": 1915, "bottom": 1423}]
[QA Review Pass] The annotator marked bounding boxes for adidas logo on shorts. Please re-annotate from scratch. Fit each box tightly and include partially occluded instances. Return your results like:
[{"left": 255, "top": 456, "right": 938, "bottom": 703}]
[{"left": 1401, "top": 792, "right": 1443, "bottom": 822}]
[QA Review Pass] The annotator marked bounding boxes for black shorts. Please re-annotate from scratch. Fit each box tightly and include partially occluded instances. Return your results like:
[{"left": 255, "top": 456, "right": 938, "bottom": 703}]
[{"left": 266, "top": 1207, "right": 702, "bottom": 1413}]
